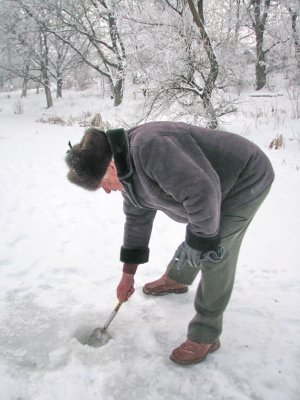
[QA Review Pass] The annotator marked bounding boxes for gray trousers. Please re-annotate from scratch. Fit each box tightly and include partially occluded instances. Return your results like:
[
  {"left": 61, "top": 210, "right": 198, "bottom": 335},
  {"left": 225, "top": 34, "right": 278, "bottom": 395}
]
[{"left": 187, "top": 187, "right": 271, "bottom": 344}]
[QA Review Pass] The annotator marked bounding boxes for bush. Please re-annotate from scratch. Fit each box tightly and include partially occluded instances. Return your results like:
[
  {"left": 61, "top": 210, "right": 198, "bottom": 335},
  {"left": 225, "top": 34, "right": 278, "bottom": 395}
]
[{"left": 36, "top": 112, "right": 111, "bottom": 130}]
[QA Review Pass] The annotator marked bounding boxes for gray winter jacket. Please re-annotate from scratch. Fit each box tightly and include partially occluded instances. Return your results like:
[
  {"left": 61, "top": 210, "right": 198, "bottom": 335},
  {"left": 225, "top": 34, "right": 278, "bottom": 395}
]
[{"left": 107, "top": 121, "right": 274, "bottom": 264}]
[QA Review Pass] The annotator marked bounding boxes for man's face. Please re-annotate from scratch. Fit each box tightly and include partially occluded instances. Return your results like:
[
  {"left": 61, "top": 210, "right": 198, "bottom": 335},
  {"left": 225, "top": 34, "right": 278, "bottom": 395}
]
[{"left": 99, "top": 161, "right": 124, "bottom": 194}]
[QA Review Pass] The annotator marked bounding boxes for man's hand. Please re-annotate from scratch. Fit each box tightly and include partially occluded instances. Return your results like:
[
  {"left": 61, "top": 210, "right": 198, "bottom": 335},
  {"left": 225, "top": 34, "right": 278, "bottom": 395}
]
[
  {"left": 117, "top": 272, "right": 135, "bottom": 302},
  {"left": 167, "top": 242, "right": 203, "bottom": 285},
  {"left": 175, "top": 242, "right": 202, "bottom": 269}
]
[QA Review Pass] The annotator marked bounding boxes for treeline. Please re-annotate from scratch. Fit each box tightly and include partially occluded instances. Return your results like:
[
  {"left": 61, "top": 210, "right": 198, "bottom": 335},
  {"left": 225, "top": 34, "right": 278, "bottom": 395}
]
[{"left": 0, "top": 0, "right": 299, "bottom": 127}]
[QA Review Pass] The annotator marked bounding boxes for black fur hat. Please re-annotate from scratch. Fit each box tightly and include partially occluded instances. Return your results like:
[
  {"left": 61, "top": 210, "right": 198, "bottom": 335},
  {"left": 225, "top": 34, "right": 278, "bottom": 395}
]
[{"left": 65, "top": 128, "right": 112, "bottom": 190}]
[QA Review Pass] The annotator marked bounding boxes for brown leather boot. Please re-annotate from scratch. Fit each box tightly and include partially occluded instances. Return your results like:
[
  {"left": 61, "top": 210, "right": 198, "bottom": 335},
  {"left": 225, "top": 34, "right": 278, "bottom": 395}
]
[
  {"left": 170, "top": 339, "right": 220, "bottom": 365},
  {"left": 143, "top": 275, "right": 188, "bottom": 296}
]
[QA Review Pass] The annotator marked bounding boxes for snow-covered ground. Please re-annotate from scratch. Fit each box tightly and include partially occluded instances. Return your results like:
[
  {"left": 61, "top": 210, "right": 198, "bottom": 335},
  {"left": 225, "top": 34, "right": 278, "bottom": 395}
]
[{"left": 0, "top": 86, "right": 299, "bottom": 400}]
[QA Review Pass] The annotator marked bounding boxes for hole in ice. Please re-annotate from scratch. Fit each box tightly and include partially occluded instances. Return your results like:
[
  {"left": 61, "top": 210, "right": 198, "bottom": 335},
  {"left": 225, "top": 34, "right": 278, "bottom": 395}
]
[{"left": 73, "top": 325, "right": 111, "bottom": 347}]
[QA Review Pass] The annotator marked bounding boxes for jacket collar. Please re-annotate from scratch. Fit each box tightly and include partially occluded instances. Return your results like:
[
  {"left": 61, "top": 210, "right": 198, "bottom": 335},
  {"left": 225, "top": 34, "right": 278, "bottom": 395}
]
[
  {"left": 106, "top": 128, "right": 132, "bottom": 180},
  {"left": 106, "top": 128, "right": 142, "bottom": 208}
]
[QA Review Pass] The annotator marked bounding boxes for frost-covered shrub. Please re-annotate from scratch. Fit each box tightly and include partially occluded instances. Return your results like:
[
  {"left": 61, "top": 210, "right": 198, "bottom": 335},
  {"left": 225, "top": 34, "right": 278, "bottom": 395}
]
[{"left": 36, "top": 112, "right": 112, "bottom": 130}]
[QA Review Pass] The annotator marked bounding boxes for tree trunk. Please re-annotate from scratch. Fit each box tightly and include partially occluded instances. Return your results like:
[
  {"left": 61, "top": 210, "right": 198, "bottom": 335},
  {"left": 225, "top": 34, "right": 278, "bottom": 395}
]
[
  {"left": 235, "top": 0, "right": 241, "bottom": 44},
  {"left": 41, "top": 64, "right": 53, "bottom": 108},
  {"left": 197, "top": 0, "right": 204, "bottom": 25},
  {"left": 21, "top": 79, "right": 28, "bottom": 98},
  {"left": 56, "top": 51, "right": 63, "bottom": 98},
  {"left": 187, "top": 0, "right": 219, "bottom": 128},
  {"left": 289, "top": 7, "right": 300, "bottom": 69},
  {"left": 57, "top": 75, "right": 63, "bottom": 98},
  {"left": 107, "top": 12, "right": 126, "bottom": 107},
  {"left": 44, "top": 84, "right": 53, "bottom": 108},
  {"left": 21, "top": 63, "right": 29, "bottom": 98},
  {"left": 39, "top": 29, "right": 53, "bottom": 107},
  {"left": 44, "top": 82, "right": 53, "bottom": 108},
  {"left": 255, "top": 27, "right": 267, "bottom": 90},
  {"left": 202, "top": 94, "right": 218, "bottom": 129},
  {"left": 255, "top": 55, "right": 267, "bottom": 90},
  {"left": 113, "top": 78, "right": 124, "bottom": 106},
  {"left": 252, "top": 0, "right": 270, "bottom": 90}
]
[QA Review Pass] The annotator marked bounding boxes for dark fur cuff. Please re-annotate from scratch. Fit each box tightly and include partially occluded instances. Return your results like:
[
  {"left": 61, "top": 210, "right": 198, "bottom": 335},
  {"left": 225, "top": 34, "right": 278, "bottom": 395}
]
[
  {"left": 185, "top": 227, "right": 220, "bottom": 252},
  {"left": 120, "top": 246, "right": 149, "bottom": 264}
]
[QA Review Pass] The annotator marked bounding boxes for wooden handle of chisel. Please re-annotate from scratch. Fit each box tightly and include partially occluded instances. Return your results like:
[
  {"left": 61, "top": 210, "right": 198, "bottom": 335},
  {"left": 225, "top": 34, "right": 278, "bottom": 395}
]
[
  {"left": 114, "top": 301, "right": 123, "bottom": 313},
  {"left": 103, "top": 301, "right": 123, "bottom": 331}
]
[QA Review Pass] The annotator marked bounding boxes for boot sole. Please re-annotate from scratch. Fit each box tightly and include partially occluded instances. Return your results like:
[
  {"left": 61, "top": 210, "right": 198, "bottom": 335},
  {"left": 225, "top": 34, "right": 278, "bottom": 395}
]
[
  {"left": 143, "top": 286, "right": 188, "bottom": 296},
  {"left": 170, "top": 340, "right": 221, "bottom": 366}
]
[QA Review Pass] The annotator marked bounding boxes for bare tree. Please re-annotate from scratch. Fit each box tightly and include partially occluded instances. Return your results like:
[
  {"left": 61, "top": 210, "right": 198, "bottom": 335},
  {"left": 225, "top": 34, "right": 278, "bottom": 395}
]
[
  {"left": 46, "top": 30, "right": 85, "bottom": 98},
  {"left": 21, "top": 58, "right": 31, "bottom": 97},
  {"left": 186, "top": 0, "right": 219, "bottom": 127},
  {"left": 128, "top": 0, "right": 221, "bottom": 127},
  {"left": 1, "top": 0, "right": 298, "bottom": 114},
  {"left": 1, "top": 0, "right": 85, "bottom": 104},
  {"left": 46, "top": 0, "right": 127, "bottom": 106},
  {"left": 234, "top": 0, "right": 242, "bottom": 44},
  {"left": 287, "top": 1, "right": 300, "bottom": 69},
  {"left": 243, "top": 0, "right": 271, "bottom": 90},
  {"left": 37, "top": 24, "right": 53, "bottom": 107},
  {"left": 0, "top": 2, "right": 54, "bottom": 107}
]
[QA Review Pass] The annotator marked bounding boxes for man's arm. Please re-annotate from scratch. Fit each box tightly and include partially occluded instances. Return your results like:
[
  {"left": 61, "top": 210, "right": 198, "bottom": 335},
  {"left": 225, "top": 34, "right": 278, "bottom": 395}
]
[
  {"left": 121, "top": 197, "right": 157, "bottom": 263},
  {"left": 117, "top": 198, "right": 156, "bottom": 302}
]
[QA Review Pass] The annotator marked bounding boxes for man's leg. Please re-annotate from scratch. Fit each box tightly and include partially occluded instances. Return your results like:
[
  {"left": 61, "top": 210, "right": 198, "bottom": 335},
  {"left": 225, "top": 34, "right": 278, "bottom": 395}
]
[{"left": 171, "top": 187, "right": 271, "bottom": 364}]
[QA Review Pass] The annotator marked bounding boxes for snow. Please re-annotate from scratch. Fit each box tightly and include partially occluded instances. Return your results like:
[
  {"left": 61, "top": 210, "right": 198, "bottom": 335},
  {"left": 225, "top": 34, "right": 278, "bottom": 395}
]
[{"left": 0, "top": 86, "right": 300, "bottom": 400}]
